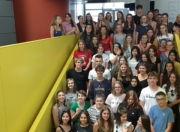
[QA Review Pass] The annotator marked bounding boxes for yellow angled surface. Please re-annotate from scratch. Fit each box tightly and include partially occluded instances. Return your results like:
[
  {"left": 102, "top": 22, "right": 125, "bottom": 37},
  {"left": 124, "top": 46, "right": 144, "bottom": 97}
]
[
  {"left": 0, "top": 34, "right": 79, "bottom": 132},
  {"left": 174, "top": 34, "right": 180, "bottom": 60}
]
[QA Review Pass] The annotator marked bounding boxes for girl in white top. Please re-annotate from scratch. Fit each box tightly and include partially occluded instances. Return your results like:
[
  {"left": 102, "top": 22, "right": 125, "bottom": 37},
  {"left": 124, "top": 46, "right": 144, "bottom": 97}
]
[
  {"left": 157, "top": 24, "right": 173, "bottom": 47},
  {"left": 123, "top": 34, "right": 134, "bottom": 58},
  {"left": 106, "top": 81, "right": 126, "bottom": 113},
  {"left": 114, "top": 24, "right": 126, "bottom": 47},
  {"left": 114, "top": 106, "right": 132, "bottom": 132}
]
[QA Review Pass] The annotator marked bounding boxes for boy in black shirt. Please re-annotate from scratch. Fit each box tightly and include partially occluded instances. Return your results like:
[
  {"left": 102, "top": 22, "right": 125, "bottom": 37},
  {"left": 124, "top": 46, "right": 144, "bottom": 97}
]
[{"left": 133, "top": 5, "right": 143, "bottom": 26}]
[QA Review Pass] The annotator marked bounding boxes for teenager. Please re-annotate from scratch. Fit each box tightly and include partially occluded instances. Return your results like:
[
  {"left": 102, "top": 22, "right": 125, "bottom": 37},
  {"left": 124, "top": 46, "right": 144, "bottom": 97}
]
[
  {"left": 50, "top": 15, "right": 63, "bottom": 37},
  {"left": 123, "top": 34, "right": 134, "bottom": 58},
  {"left": 157, "top": 39, "right": 167, "bottom": 58},
  {"left": 105, "top": 12, "right": 114, "bottom": 30},
  {"left": 85, "top": 13, "right": 96, "bottom": 34},
  {"left": 77, "top": 15, "right": 86, "bottom": 32},
  {"left": 147, "top": 11, "right": 157, "bottom": 33},
  {"left": 114, "top": 24, "right": 126, "bottom": 47},
  {"left": 114, "top": 11, "right": 125, "bottom": 29},
  {"left": 133, "top": 5, "right": 143, "bottom": 26},
  {"left": 134, "top": 115, "right": 151, "bottom": 132},
  {"left": 147, "top": 29, "right": 158, "bottom": 48},
  {"left": 90, "top": 36, "right": 99, "bottom": 55}
]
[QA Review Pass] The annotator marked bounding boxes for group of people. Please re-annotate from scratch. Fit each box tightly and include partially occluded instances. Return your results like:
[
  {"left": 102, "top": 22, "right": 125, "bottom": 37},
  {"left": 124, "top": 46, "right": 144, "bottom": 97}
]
[{"left": 51, "top": 4, "right": 180, "bottom": 132}]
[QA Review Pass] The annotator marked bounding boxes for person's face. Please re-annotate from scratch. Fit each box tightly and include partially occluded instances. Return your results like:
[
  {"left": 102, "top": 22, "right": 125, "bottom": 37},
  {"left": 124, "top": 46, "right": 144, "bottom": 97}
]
[
  {"left": 157, "top": 15, "right": 162, "bottom": 22},
  {"left": 106, "top": 13, "right": 112, "bottom": 20},
  {"left": 116, "top": 25, "right": 122, "bottom": 32},
  {"left": 114, "top": 83, "right": 122, "bottom": 94},
  {"left": 141, "top": 16, "right": 147, "bottom": 23},
  {"left": 117, "top": 12, "right": 122, "bottom": 19},
  {"left": 139, "top": 65, "right": 147, "bottom": 74},
  {"left": 56, "top": 16, "right": 62, "bottom": 24},
  {"left": 148, "top": 76, "right": 158, "bottom": 86},
  {"left": 147, "top": 30, "right": 154, "bottom": 37},
  {"left": 96, "top": 68, "right": 104, "bottom": 77},
  {"left": 127, "top": 96, "right": 134, "bottom": 106},
  {"left": 169, "top": 52, "right": 176, "bottom": 61},
  {"left": 173, "top": 25, "right": 180, "bottom": 32},
  {"left": 160, "top": 25, "right": 166, "bottom": 33},
  {"left": 101, "top": 21, "right": 106, "bottom": 26},
  {"left": 169, "top": 73, "right": 176, "bottom": 84},
  {"left": 148, "top": 12, "right": 153, "bottom": 19},
  {"left": 166, "top": 42, "right": 174, "bottom": 51},
  {"left": 137, "top": 8, "right": 142, "bottom": 14},
  {"left": 62, "top": 113, "right": 70, "bottom": 124},
  {"left": 156, "top": 95, "right": 167, "bottom": 107},
  {"left": 154, "top": 11, "right": 159, "bottom": 16},
  {"left": 131, "top": 79, "right": 137, "bottom": 87},
  {"left": 114, "top": 46, "right": 120, "bottom": 53},
  {"left": 95, "top": 58, "right": 103, "bottom": 66},
  {"left": 102, "top": 110, "right": 110, "bottom": 121},
  {"left": 78, "top": 93, "right": 86, "bottom": 103},
  {"left": 79, "top": 42, "right": 85, "bottom": 51},
  {"left": 97, "top": 46, "right": 104, "bottom": 53},
  {"left": 65, "top": 15, "right": 71, "bottom": 22},
  {"left": 92, "top": 37, "right": 98, "bottom": 44},
  {"left": 79, "top": 16, "right": 84, "bottom": 23},
  {"left": 126, "top": 36, "right": 132, "bottom": 43},
  {"left": 132, "top": 49, "right": 138, "bottom": 56},
  {"left": 141, "top": 35, "right": 148, "bottom": 43},
  {"left": 80, "top": 114, "right": 88, "bottom": 125},
  {"left": 126, "top": 15, "right": 132, "bottom": 22},
  {"left": 120, "top": 64, "right": 127, "bottom": 73},
  {"left": 86, "top": 25, "right": 92, "bottom": 33},
  {"left": 87, "top": 15, "right": 91, "bottom": 21},
  {"left": 160, "top": 40, "right": 166, "bottom": 48},
  {"left": 120, "top": 113, "right": 127, "bottom": 123},
  {"left": 162, "top": 15, "right": 168, "bottom": 22},
  {"left": 166, "top": 63, "right": 173, "bottom": 72},
  {"left": 137, "top": 117, "right": 143, "bottom": 127},
  {"left": 119, "top": 58, "right": 125, "bottom": 64},
  {"left": 98, "top": 14, "right": 104, "bottom": 21},
  {"left": 95, "top": 98, "right": 104, "bottom": 109},
  {"left": 57, "top": 92, "right": 65, "bottom": 103},
  {"left": 68, "top": 80, "right": 74, "bottom": 89},
  {"left": 75, "top": 60, "right": 83, "bottom": 69},
  {"left": 149, "top": 49, "right": 155, "bottom": 57},
  {"left": 101, "top": 27, "right": 107, "bottom": 35},
  {"left": 142, "top": 54, "right": 147, "bottom": 62}
]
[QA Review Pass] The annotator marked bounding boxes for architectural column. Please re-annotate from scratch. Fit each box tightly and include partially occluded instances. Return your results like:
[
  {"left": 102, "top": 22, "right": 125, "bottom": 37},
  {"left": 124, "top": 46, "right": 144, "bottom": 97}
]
[{"left": 135, "top": 0, "right": 150, "bottom": 14}]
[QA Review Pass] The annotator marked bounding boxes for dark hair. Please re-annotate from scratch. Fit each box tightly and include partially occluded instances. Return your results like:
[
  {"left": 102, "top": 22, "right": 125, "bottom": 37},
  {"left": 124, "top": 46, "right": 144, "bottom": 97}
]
[
  {"left": 116, "top": 11, "right": 125, "bottom": 23},
  {"left": 85, "top": 13, "right": 95, "bottom": 33},
  {"left": 165, "top": 72, "right": 180, "bottom": 99},
  {"left": 154, "top": 9, "right": 159, "bottom": 12},
  {"left": 147, "top": 11, "right": 156, "bottom": 21},
  {"left": 95, "top": 54, "right": 103, "bottom": 59},
  {"left": 105, "top": 12, "right": 112, "bottom": 22},
  {"left": 130, "top": 46, "right": 141, "bottom": 61},
  {"left": 147, "top": 28, "right": 155, "bottom": 43},
  {"left": 66, "top": 78, "right": 77, "bottom": 93},
  {"left": 79, "top": 111, "right": 91, "bottom": 124},
  {"left": 140, "top": 52, "right": 152, "bottom": 65},
  {"left": 99, "top": 26, "right": 108, "bottom": 40},
  {"left": 140, "top": 34, "right": 148, "bottom": 44},
  {"left": 168, "top": 49, "right": 178, "bottom": 62},
  {"left": 77, "top": 39, "right": 87, "bottom": 56},
  {"left": 140, "top": 115, "right": 151, "bottom": 132},
  {"left": 148, "top": 45, "right": 157, "bottom": 55},
  {"left": 95, "top": 65, "right": 105, "bottom": 72},
  {"left": 162, "top": 13, "right": 169, "bottom": 18},
  {"left": 56, "top": 90, "right": 67, "bottom": 107},
  {"left": 59, "top": 110, "right": 71, "bottom": 126},
  {"left": 137, "top": 61, "right": 149, "bottom": 73},
  {"left": 77, "top": 90, "right": 86, "bottom": 97},
  {"left": 124, "top": 14, "right": 134, "bottom": 30},
  {"left": 65, "top": 13, "right": 74, "bottom": 27},
  {"left": 78, "top": 15, "right": 83, "bottom": 20},
  {"left": 82, "top": 24, "right": 94, "bottom": 45},
  {"left": 136, "top": 4, "right": 143, "bottom": 10},
  {"left": 160, "top": 39, "right": 167, "bottom": 43},
  {"left": 113, "top": 43, "right": 124, "bottom": 55},
  {"left": 155, "top": 91, "right": 166, "bottom": 97},
  {"left": 115, "top": 106, "right": 127, "bottom": 125}
]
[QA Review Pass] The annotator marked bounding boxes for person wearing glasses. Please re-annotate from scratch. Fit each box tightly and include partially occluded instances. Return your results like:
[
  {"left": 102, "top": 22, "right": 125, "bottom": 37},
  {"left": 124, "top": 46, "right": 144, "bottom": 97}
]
[
  {"left": 148, "top": 91, "right": 174, "bottom": 132},
  {"left": 162, "top": 72, "right": 180, "bottom": 132}
]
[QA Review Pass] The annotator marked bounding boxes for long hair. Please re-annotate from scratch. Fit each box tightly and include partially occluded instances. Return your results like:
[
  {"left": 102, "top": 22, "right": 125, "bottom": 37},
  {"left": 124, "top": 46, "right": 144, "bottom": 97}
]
[
  {"left": 123, "top": 34, "right": 134, "bottom": 51},
  {"left": 113, "top": 43, "right": 124, "bottom": 55},
  {"left": 99, "top": 26, "right": 108, "bottom": 40},
  {"left": 168, "top": 49, "right": 178, "bottom": 62},
  {"left": 79, "top": 111, "right": 91, "bottom": 125},
  {"left": 165, "top": 72, "right": 180, "bottom": 99},
  {"left": 65, "top": 13, "right": 75, "bottom": 27},
  {"left": 90, "top": 35, "right": 99, "bottom": 53},
  {"left": 56, "top": 90, "right": 67, "bottom": 107},
  {"left": 82, "top": 24, "right": 94, "bottom": 44},
  {"left": 117, "top": 63, "right": 131, "bottom": 81},
  {"left": 77, "top": 39, "right": 87, "bottom": 56},
  {"left": 124, "top": 14, "right": 134, "bottom": 30},
  {"left": 147, "top": 28, "right": 155, "bottom": 43},
  {"left": 59, "top": 110, "right": 72, "bottom": 126},
  {"left": 116, "top": 11, "right": 125, "bottom": 23},
  {"left": 159, "top": 24, "right": 169, "bottom": 37},
  {"left": 123, "top": 90, "right": 139, "bottom": 109},
  {"left": 98, "top": 106, "right": 113, "bottom": 132},
  {"left": 140, "top": 15, "right": 149, "bottom": 24},
  {"left": 130, "top": 46, "right": 141, "bottom": 61},
  {"left": 51, "top": 15, "right": 63, "bottom": 32},
  {"left": 141, "top": 115, "right": 151, "bottom": 132},
  {"left": 147, "top": 11, "right": 156, "bottom": 21},
  {"left": 66, "top": 78, "right": 77, "bottom": 94},
  {"left": 85, "top": 13, "right": 95, "bottom": 33},
  {"left": 112, "top": 81, "right": 124, "bottom": 95},
  {"left": 115, "top": 106, "right": 127, "bottom": 125},
  {"left": 105, "top": 12, "right": 112, "bottom": 22}
]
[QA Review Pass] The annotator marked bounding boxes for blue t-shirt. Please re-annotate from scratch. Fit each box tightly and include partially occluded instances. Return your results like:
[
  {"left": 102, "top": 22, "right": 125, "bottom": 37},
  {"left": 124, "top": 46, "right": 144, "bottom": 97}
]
[
  {"left": 148, "top": 105, "right": 174, "bottom": 132},
  {"left": 54, "top": 29, "right": 62, "bottom": 37}
]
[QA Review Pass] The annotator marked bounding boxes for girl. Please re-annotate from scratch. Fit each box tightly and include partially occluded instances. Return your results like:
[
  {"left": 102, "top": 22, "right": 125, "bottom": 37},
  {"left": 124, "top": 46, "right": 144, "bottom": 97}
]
[
  {"left": 50, "top": 15, "right": 63, "bottom": 37},
  {"left": 105, "top": 12, "right": 114, "bottom": 30},
  {"left": 157, "top": 24, "right": 173, "bottom": 47},
  {"left": 70, "top": 90, "right": 90, "bottom": 124},
  {"left": 99, "top": 26, "right": 113, "bottom": 55},
  {"left": 134, "top": 115, "right": 151, "bottom": 132},
  {"left": 62, "top": 13, "right": 79, "bottom": 35},
  {"left": 93, "top": 106, "right": 113, "bottom": 132},
  {"left": 73, "top": 39, "right": 92, "bottom": 71},
  {"left": 96, "top": 13, "right": 109, "bottom": 35},
  {"left": 114, "top": 24, "right": 126, "bottom": 47},
  {"left": 137, "top": 62, "right": 148, "bottom": 90},
  {"left": 119, "top": 90, "right": 144, "bottom": 130},
  {"left": 85, "top": 13, "right": 96, "bottom": 34},
  {"left": 162, "top": 72, "right": 180, "bottom": 132},
  {"left": 123, "top": 34, "right": 134, "bottom": 58},
  {"left": 148, "top": 45, "right": 160, "bottom": 74},
  {"left": 106, "top": 81, "right": 126, "bottom": 114},
  {"left": 112, "top": 63, "right": 132, "bottom": 90},
  {"left": 128, "top": 46, "right": 141, "bottom": 75},
  {"left": 52, "top": 91, "right": 69, "bottom": 128},
  {"left": 147, "top": 29, "right": 158, "bottom": 48},
  {"left": 160, "top": 61, "right": 175, "bottom": 87},
  {"left": 109, "top": 43, "right": 124, "bottom": 70},
  {"left": 114, "top": 11, "right": 125, "bottom": 29},
  {"left": 137, "top": 34, "right": 152, "bottom": 53},
  {"left": 92, "top": 44, "right": 109, "bottom": 69},
  {"left": 168, "top": 49, "right": 180, "bottom": 76},
  {"left": 88, "top": 94, "right": 114, "bottom": 124},
  {"left": 114, "top": 106, "right": 132, "bottom": 132},
  {"left": 73, "top": 111, "right": 93, "bottom": 132},
  {"left": 77, "top": 15, "right": 86, "bottom": 33},
  {"left": 90, "top": 36, "right": 99, "bottom": 55},
  {"left": 56, "top": 110, "right": 72, "bottom": 132},
  {"left": 157, "top": 39, "right": 167, "bottom": 58},
  {"left": 124, "top": 76, "right": 141, "bottom": 97},
  {"left": 65, "top": 78, "right": 77, "bottom": 108},
  {"left": 160, "top": 40, "right": 174, "bottom": 72},
  {"left": 147, "top": 11, "right": 157, "bottom": 33},
  {"left": 122, "top": 14, "right": 136, "bottom": 42}
]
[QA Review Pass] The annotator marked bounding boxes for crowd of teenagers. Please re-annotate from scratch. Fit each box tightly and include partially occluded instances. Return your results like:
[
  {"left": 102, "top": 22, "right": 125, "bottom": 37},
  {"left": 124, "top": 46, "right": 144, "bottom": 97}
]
[{"left": 51, "top": 4, "right": 180, "bottom": 132}]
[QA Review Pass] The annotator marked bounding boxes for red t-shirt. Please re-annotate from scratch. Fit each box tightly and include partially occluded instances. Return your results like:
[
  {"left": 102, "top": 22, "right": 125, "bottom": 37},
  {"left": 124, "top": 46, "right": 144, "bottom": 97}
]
[
  {"left": 99, "top": 36, "right": 112, "bottom": 51},
  {"left": 73, "top": 49, "right": 92, "bottom": 67},
  {"left": 157, "top": 49, "right": 167, "bottom": 58}
]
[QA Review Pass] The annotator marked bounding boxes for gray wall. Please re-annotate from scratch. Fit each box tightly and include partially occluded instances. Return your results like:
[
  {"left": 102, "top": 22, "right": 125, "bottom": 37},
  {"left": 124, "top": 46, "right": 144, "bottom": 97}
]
[{"left": 0, "top": 0, "right": 16, "bottom": 46}]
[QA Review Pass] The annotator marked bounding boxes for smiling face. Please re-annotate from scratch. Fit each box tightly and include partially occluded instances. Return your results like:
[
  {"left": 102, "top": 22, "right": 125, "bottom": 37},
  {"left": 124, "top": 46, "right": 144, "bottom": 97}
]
[
  {"left": 102, "top": 110, "right": 110, "bottom": 121},
  {"left": 120, "top": 64, "right": 127, "bottom": 73},
  {"left": 80, "top": 113, "right": 88, "bottom": 125},
  {"left": 67, "top": 80, "right": 74, "bottom": 90},
  {"left": 101, "top": 27, "right": 107, "bottom": 35},
  {"left": 120, "top": 113, "right": 127, "bottom": 123},
  {"left": 138, "top": 65, "right": 147, "bottom": 74},
  {"left": 62, "top": 112, "right": 70, "bottom": 124},
  {"left": 169, "top": 73, "right": 176, "bottom": 84},
  {"left": 114, "top": 83, "right": 122, "bottom": 95},
  {"left": 95, "top": 97, "right": 104, "bottom": 109},
  {"left": 56, "top": 16, "right": 62, "bottom": 24},
  {"left": 79, "top": 42, "right": 85, "bottom": 51},
  {"left": 57, "top": 92, "right": 65, "bottom": 103},
  {"left": 77, "top": 93, "right": 86, "bottom": 103},
  {"left": 131, "top": 79, "right": 137, "bottom": 87},
  {"left": 166, "top": 63, "right": 173, "bottom": 72}
]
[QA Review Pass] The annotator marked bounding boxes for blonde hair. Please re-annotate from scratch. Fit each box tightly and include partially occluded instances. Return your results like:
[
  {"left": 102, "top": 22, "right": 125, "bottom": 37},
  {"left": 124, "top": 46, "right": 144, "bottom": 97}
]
[
  {"left": 159, "top": 24, "right": 169, "bottom": 37},
  {"left": 112, "top": 81, "right": 124, "bottom": 95},
  {"left": 140, "top": 15, "right": 149, "bottom": 24},
  {"left": 118, "top": 63, "right": 131, "bottom": 81},
  {"left": 51, "top": 15, "right": 63, "bottom": 32},
  {"left": 123, "top": 34, "right": 134, "bottom": 51},
  {"left": 176, "top": 14, "right": 180, "bottom": 23}
]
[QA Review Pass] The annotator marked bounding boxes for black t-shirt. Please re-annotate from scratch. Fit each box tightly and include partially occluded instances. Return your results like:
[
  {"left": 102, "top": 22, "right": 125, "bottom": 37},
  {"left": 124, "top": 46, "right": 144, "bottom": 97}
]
[
  {"left": 113, "top": 74, "right": 131, "bottom": 89},
  {"left": 133, "top": 15, "right": 141, "bottom": 26},
  {"left": 72, "top": 124, "right": 93, "bottom": 132},
  {"left": 66, "top": 69, "right": 88, "bottom": 91},
  {"left": 151, "top": 57, "right": 160, "bottom": 72},
  {"left": 80, "top": 34, "right": 93, "bottom": 49}
]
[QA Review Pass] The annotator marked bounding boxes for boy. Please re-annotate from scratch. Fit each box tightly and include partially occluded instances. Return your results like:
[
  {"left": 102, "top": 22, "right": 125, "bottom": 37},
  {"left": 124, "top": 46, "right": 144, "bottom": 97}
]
[{"left": 134, "top": 5, "right": 143, "bottom": 26}]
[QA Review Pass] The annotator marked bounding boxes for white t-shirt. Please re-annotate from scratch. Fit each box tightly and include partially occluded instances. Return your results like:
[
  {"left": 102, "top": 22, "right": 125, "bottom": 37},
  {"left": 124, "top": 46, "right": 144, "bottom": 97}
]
[
  {"left": 113, "top": 120, "right": 132, "bottom": 132},
  {"left": 88, "top": 68, "right": 111, "bottom": 80},
  {"left": 128, "top": 57, "right": 138, "bottom": 75},
  {"left": 109, "top": 53, "right": 119, "bottom": 69},
  {"left": 105, "top": 93, "right": 126, "bottom": 113},
  {"left": 156, "top": 33, "right": 174, "bottom": 47},
  {"left": 162, "top": 84, "right": 177, "bottom": 102},
  {"left": 92, "top": 53, "right": 109, "bottom": 68},
  {"left": 139, "top": 86, "right": 166, "bottom": 114}
]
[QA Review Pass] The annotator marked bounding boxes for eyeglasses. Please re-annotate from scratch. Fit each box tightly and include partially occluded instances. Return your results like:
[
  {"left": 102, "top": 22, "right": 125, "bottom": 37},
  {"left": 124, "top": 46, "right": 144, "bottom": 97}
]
[
  {"left": 170, "top": 90, "right": 175, "bottom": 96},
  {"left": 156, "top": 98, "right": 165, "bottom": 101}
]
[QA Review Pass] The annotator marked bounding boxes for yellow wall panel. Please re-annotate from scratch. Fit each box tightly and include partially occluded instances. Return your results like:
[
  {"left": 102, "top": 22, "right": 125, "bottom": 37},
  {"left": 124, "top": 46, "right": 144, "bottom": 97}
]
[
  {"left": 174, "top": 34, "right": 180, "bottom": 60},
  {"left": 0, "top": 35, "right": 79, "bottom": 132}
]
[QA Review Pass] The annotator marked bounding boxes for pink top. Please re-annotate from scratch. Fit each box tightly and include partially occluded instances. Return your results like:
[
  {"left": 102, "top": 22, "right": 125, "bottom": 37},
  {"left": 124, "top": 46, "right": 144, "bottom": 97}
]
[
  {"left": 62, "top": 22, "right": 74, "bottom": 34},
  {"left": 137, "top": 43, "right": 151, "bottom": 53}
]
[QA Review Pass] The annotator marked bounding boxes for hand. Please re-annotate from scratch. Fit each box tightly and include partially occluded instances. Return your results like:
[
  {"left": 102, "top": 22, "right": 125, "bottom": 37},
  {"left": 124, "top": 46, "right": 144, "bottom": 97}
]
[
  {"left": 76, "top": 108, "right": 81, "bottom": 114},
  {"left": 116, "top": 49, "right": 121, "bottom": 56},
  {"left": 72, "top": 27, "right": 76, "bottom": 31}
]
